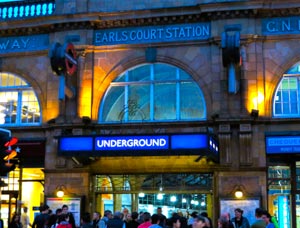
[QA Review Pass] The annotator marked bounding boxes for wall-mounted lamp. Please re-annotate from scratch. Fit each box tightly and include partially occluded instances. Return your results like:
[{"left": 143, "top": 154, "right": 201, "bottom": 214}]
[
  {"left": 56, "top": 185, "right": 65, "bottom": 198},
  {"left": 233, "top": 185, "right": 245, "bottom": 198},
  {"left": 234, "top": 187, "right": 243, "bottom": 198},
  {"left": 251, "top": 109, "right": 259, "bottom": 118}
]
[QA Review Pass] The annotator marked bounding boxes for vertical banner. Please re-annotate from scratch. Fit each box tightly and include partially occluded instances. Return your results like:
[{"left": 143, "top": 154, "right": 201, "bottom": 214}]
[{"left": 278, "top": 195, "right": 291, "bottom": 228}]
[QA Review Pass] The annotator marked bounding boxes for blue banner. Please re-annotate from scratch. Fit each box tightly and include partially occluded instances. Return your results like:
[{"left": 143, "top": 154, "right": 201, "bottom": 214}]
[
  {"left": 0, "top": 34, "right": 49, "bottom": 54},
  {"left": 266, "top": 135, "right": 300, "bottom": 154},
  {"left": 262, "top": 16, "right": 300, "bottom": 35},
  {"left": 58, "top": 133, "right": 219, "bottom": 162}
]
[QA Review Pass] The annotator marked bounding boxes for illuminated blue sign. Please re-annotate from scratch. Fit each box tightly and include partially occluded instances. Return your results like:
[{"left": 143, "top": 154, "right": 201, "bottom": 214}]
[
  {"left": 58, "top": 133, "right": 219, "bottom": 161},
  {"left": 95, "top": 135, "right": 169, "bottom": 150},
  {"left": 59, "top": 137, "right": 93, "bottom": 151},
  {"left": 94, "top": 23, "right": 210, "bottom": 46},
  {"left": 262, "top": 16, "right": 300, "bottom": 35},
  {"left": 266, "top": 135, "right": 300, "bottom": 154},
  {"left": 171, "top": 134, "right": 207, "bottom": 149},
  {"left": 0, "top": 34, "right": 49, "bottom": 54}
]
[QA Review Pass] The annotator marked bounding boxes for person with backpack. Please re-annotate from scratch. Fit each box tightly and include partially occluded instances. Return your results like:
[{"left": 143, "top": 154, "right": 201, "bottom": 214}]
[
  {"left": 99, "top": 210, "right": 112, "bottom": 228},
  {"left": 93, "top": 212, "right": 101, "bottom": 228}
]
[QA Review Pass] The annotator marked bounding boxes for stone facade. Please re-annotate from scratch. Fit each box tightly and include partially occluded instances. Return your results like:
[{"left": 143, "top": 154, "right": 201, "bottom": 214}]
[{"left": 1, "top": 0, "right": 300, "bottom": 226}]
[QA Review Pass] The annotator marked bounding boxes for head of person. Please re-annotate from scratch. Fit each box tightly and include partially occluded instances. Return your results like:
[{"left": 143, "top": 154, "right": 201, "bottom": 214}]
[
  {"left": 157, "top": 207, "right": 162, "bottom": 215},
  {"left": 81, "top": 212, "right": 91, "bottom": 224},
  {"left": 93, "top": 212, "right": 101, "bottom": 221},
  {"left": 261, "top": 211, "right": 272, "bottom": 224},
  {"left": 255, "top": 208, "right": 264, "bottom": 219},
  {"left": 114, "top": 211, "right": 122, "bottom": 219},
  {"left": 58, "top": 213, "right": 70, "bottom": 223},
  {"left": 193, "top": 215, "right": 206, "bottom": 228},
  {"left": 56, "top": 208, "right": 62, "bottom": 216},
  {"left": 191, "top": 212, "right": 198, "bottom": 219},
  {"left": 125, "top": 213, "right": 132, "bottom": 222},
  {"left": 220, "top": 213, "right": 230, "bottom": 221},
  {"left": 123, "top": 208, "right": 129, "bottom": 215},
  {"left": 104, "top": 210, "right": 113, "bottom": 219},
  {"left": 234, "top": 208, "right": 243, "bottom": 219},
  {"left": 131, "top": 212, "right": 139, "bottom": 221},
  {"left": 142, "top": 212, "right": 151, "bottom": 222},
  {"left": 151, "top": 214, "right": 160, "bottom": 225},
  {"left": 218, "top": 216, "right": 230, "bottom": 228},
  {"left": 23, "top": 207, "right": 28, "bottom": 213},
  {"left": 62, "top": 205, "right": 69, "bottom": 214},
  {"left": 170, "top": 214, "right": 181, "bottom": 228},
  {"left": 40, "top": 205, "right": 49, "bottom": 214}
]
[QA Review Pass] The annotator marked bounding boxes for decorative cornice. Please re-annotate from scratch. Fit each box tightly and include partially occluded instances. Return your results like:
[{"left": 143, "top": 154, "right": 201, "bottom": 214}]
[{"left": 0, "top": 4, "right": 300, "bottom": 37}]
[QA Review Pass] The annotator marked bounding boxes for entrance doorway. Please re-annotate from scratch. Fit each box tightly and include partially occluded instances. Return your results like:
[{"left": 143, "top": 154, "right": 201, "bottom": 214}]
[{"left": 94, "top": 173, "right": 213, "bottom": 219}]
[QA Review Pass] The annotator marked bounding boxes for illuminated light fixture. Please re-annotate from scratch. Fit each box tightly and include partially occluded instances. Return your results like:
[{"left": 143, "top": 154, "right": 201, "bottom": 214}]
[
  {"left": 138, "top": 193, "right": 145, "bottom": 198},
  {"left": 157, "top": 193, "right": 163, "bottom": 200},
  {"left": 56, "top": 185, "right": 65, "bottom": 198},
  {"left": 182, "top": 198, "right": 187, "bottom": 203},
  {"left": 201, "top": 201, "right": 206, "bottom": 207},
  {"left": 234, "top": 186, "right": 243, "bottom": 198},
  {"left": 170, "top": 196, "right": 177, "bottom": 202},
  {"left": 251, "top": 109, "right": 259, "bottom": 118}
]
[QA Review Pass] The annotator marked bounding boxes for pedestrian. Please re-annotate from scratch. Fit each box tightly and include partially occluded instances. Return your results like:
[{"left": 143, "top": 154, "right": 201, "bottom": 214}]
[
  {"left": 92, "top": 212, "right": 101, "bottom": 228},
  {"left": 250, "top": 208, "right": 265, "bottom": 228},
  {"left": 9, "top": 213, "right": 22, "bottom": 228},
  {"left": 56, "top": 214, "right": 72, "bottom": 228},
  {"left": 32, "top": 204, "right": 50, "bottom": 228},
  {"left": 61, "top": 205, "right": 76, "bottom": 228},
  {"left": 231, "top": 208, "right": 250, "bottom": 228},
  {"left": 81, "top": 212, "right": 93, "bottom": 228},
  {"left": 21, "top": 207, "right": 31, "bottom": 228}
]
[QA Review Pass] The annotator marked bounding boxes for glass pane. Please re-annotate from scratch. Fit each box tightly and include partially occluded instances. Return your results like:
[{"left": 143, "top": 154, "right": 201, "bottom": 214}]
[
  {"left": 154, "top": 83, "right": 176, "bottom": 120},
  {"left": 154, "top": 64, "right": 177, "bottom": 81},
  {"left": 268, "top": 166, "right": 291, "bottom": 228},
  {"left": 127, "top": 85, "right": 150, "bottom": 121},
  {"left": 101, "top": 86, "right": 125, "bottom": 122},
  {"left": 21, "top": 91, "right": 41, "bottom": 123},
  {"left": 0, "top": 91, "right": 18, "bottom": 124},
  {"left": 180, "top": 82, "right": 205, "bottom": 119},
  {"left": 128, "top": 64, "right": 151, "bottom": 81}
]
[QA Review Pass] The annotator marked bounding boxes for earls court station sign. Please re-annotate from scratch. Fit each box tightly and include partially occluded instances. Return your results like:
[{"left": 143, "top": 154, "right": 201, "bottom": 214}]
[{"left": 94, "top": 23, "right": 211, "bottom": 46}]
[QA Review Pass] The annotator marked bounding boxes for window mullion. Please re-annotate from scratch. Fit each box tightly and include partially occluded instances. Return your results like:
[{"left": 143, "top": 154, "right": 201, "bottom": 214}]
[
  {"left": 150, "top": 64, "right": 154, "bottom": 121},
  {"left": 16, "top": 91, "right": 22, "bottom": 124}
]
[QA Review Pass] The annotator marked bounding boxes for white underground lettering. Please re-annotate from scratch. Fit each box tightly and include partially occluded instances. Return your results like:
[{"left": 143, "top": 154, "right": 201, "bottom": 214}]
[{"left": 97, "top": 138, "right": 167, "bottom": 148}]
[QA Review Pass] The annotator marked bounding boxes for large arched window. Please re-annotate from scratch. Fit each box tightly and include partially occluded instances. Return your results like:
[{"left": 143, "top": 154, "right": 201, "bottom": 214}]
[
  {"left": 273, "top": 61, "right": 300, "bottom": 118},
  {"left": 99, "top": 63, "right": 206, "bottom": 123},
  {"left": 0, "top": 72, "right": 41, "bottom": 126}
]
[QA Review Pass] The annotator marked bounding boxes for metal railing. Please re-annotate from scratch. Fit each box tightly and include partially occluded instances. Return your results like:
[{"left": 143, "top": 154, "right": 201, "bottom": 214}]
[{"left": 0, "top": 0, "right": 55, "bottom": 20}]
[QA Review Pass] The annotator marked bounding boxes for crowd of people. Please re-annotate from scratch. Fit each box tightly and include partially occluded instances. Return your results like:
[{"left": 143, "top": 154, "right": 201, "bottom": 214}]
[{"left": 4, "top": 205, "right": 279, "bottom": 228}]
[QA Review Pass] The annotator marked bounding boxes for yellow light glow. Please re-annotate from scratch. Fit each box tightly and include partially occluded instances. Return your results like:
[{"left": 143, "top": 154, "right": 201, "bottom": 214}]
[{"left": 235, "top": 190, "right": 243, "bottom": 198}]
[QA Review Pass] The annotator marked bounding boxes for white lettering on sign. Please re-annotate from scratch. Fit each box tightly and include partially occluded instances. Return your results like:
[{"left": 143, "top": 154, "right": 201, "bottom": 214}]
[
  {"left": 262, "top": 17, "right": 300, "bottom": 35},
  {"left": 0, "top": 34, "right": 49, "bottom": 54},
  {"left": 96, "top": 138, "right": 167, "bottom": 149},
  {"left": 95, "top": 23, "right": 210, "bottom": 46}
]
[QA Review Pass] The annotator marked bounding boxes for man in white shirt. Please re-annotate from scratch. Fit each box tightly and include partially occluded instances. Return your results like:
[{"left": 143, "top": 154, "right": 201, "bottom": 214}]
[{"left": 21, "top": 207, "right": 31, "bottom": 228}]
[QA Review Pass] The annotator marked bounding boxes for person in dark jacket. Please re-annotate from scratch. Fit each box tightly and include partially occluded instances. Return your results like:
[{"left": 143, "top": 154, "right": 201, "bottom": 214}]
[
  {"left": 32, "top": 205, "right": 50, "bottom": 228},
  {"left": 107, "top": 212, "right": 124, "bottom": 228},
  {"left": 126, "top": 212, "right": 139, "bottom": 228}
]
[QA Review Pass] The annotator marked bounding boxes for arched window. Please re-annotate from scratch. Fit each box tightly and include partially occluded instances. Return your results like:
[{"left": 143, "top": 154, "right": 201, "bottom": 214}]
[
  {"left": 273, "top": 62, "right": 300, "bottom": 117},
  {"left": 0, "top": 72, "right": 41, "bottom": 125},
  {"left": 99, "top": 63, "right": 206, "bottom": 123}
]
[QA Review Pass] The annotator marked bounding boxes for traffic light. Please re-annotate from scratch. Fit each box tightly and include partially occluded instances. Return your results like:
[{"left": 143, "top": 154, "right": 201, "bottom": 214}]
[{"left": 0, "top": 128, "right": 18, "bottom": 176}]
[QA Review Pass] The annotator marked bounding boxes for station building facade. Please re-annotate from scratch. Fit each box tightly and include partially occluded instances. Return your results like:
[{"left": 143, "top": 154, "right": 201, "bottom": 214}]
[{"left": 0, "top": 0, "right": 300, "bottom": 227}]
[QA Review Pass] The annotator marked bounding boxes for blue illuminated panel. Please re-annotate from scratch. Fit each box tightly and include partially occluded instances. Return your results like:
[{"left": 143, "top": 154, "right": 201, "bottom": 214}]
[
  {"left": 95, "top": 135, "right": 169, "bottom": 151},
  {"left": 266, "top": 136, "right": 300, "bottom": 154},
  {"left": 59, "top": 137, "right": 93, "bottom": 151},
  {"left": 171, "top": 134, "right": 207, "bottom": 149}
]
